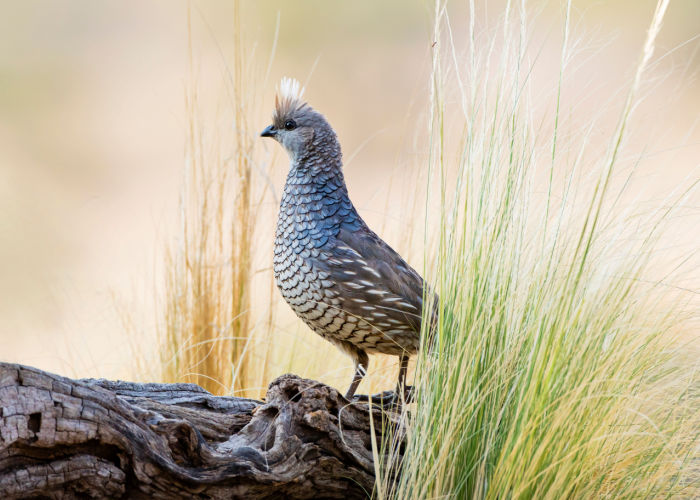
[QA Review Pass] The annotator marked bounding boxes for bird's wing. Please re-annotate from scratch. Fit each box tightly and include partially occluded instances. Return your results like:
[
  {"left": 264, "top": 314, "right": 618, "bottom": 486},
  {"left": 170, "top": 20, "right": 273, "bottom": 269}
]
[{"left": 317, "top": 225, "right": 429, "bottom": 333}]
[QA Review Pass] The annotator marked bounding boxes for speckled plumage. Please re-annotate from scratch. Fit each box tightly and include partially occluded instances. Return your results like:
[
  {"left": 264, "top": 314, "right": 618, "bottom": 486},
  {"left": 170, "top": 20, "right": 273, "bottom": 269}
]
[{"left": 262, "top": 79, "right": 434, "bottom": 399}]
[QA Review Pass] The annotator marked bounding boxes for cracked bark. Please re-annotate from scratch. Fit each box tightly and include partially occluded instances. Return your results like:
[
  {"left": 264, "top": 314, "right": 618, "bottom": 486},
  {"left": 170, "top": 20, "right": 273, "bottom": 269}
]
[{"left": 0, "top": 363, "right": 403, "bottom": 499}]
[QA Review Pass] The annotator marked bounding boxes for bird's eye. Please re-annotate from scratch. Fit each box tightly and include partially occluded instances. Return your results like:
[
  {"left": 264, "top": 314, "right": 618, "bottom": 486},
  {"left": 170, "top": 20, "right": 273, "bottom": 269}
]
[{"left": 284, "top": 119, "right": 296, "bottom": 130}]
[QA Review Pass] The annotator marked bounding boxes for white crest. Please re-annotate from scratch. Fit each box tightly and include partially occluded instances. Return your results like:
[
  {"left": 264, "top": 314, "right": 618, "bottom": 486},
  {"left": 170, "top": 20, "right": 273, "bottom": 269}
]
[
  {"left": 274, "top": 77, "right": 307, "bottom": 122},
  {"left": 278, "top": 77, "right": 304, "bottom": 103}
]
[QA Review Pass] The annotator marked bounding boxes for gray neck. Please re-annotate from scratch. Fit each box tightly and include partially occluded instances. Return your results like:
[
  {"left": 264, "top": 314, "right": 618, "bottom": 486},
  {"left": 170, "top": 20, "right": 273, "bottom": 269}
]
[
  {"left": 284, "top": 129, "right": 347, "bottom": 198},
  {"left": 278, "top": 130, "right": 363, "bottom": 240}
]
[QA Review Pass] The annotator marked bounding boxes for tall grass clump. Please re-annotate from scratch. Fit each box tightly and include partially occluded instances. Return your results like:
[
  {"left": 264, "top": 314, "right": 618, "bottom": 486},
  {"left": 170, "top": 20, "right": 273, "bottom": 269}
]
[
  {"left": 158, "top": 3, "right": 272, "bottom": 397},
  {"left": 377, "top": 0, "right": 699, "bottom": 497}
]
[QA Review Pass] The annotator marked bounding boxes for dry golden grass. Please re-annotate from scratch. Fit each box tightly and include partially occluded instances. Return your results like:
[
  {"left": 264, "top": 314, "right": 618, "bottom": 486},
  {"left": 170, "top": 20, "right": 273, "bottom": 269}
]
[{"left": 156, "top": 3, "right": 271, "bottom": 397}]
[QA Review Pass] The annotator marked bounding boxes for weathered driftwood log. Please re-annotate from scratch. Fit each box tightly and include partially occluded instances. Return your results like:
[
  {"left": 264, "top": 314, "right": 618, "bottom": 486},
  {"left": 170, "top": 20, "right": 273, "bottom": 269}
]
[{"left": 0, "top": 363, "right": 403, "bottom": 499}]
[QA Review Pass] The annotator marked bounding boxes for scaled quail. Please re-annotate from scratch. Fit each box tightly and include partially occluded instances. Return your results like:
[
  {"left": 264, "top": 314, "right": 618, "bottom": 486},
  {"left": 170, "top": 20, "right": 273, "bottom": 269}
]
[{"left": 261, "top": 78, "right": 435, "bottom": 400}]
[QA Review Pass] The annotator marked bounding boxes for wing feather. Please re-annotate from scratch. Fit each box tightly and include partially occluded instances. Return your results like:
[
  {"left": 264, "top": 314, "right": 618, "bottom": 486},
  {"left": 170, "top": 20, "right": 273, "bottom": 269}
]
[{"left": 316, "top": 226, "right": 430, "bottom": 333}]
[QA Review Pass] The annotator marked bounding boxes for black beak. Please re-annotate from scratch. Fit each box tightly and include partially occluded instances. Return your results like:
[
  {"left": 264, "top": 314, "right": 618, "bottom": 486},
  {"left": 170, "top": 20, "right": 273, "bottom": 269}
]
[{"left": 260, "top": 125, "right": 277, "bottom": 138}]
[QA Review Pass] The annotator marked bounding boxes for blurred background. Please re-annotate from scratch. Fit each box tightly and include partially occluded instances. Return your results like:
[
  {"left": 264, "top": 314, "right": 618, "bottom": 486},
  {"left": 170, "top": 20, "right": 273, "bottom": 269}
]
[{"left": 1, "top": 0, "right": 698, "bottom": 388}]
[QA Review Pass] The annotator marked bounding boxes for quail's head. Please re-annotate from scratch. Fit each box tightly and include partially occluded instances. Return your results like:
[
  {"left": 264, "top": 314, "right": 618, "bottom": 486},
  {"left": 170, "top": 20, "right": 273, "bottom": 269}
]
[{"left": 260, "top": 78, "right": 335, "bottom": 160}]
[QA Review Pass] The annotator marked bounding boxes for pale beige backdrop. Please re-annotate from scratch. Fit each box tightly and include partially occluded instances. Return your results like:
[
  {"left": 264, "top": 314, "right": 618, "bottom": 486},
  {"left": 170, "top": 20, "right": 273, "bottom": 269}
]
[{"left": 1, "top": 1, "right": 698, "bottom": 385}]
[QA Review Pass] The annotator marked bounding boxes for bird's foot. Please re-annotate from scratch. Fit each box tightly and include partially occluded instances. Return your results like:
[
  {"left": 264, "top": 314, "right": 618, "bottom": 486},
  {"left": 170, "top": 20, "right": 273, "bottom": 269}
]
[
  {"left": 352, "top": 390, "right": 396, "bottom": 408},
  {"left": 351, "top": 386, "right": 414, "bottom": 410}
]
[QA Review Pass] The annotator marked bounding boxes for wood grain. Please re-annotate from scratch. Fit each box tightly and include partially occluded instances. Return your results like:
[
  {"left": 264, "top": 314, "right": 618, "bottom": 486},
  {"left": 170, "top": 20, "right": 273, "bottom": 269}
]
[{"left": 0, "top": 363, "right": 403, "bottom": 499}]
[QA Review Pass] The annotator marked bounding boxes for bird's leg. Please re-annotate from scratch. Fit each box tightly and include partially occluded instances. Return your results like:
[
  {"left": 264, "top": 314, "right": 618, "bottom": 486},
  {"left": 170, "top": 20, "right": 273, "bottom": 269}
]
[
  {"left": 345, "top": 350, "right": 369, "bottom": 400},
  {"left": 395, "top": 352, "right": 412, "bottom": 402}
]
